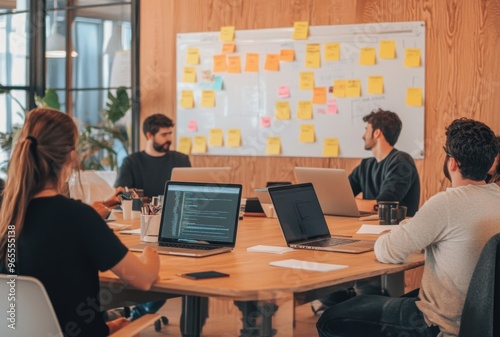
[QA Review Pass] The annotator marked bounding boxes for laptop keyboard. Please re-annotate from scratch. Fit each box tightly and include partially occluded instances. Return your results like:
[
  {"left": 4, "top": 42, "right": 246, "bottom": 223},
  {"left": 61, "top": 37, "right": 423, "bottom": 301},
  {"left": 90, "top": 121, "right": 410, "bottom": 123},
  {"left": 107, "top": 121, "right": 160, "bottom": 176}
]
[
  {"left": 308, "top": 237, "right": 359, "bottom": 247},
  {"left": 159, "top": 243, "right": 218, "bottom": 250}
]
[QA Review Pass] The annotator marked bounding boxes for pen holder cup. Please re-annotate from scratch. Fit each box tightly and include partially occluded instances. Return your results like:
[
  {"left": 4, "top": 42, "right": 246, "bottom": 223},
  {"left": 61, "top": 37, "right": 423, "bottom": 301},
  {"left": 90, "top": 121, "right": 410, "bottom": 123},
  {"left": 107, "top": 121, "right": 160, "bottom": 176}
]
[
  {"left": 140, "top": 214, "right": 161, "bottom": 242},
  {"left": 121, "top": 199, "right": 133, "bottom": 220}
]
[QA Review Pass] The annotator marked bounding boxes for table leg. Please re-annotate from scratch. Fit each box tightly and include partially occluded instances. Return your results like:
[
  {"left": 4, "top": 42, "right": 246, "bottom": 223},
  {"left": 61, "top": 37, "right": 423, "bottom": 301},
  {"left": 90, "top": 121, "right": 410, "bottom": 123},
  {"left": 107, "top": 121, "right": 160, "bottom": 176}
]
[
  {"left": 181, "top": 296, "right": 208, "bottom": 337},
  {"left": 381, "top": 271, "right": 405, "bottom": 297}
]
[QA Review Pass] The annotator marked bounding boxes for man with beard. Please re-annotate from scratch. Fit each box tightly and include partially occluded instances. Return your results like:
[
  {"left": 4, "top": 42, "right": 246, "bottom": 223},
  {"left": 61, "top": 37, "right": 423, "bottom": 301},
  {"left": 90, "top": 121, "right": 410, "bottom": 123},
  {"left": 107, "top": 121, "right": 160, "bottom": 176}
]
[
  {"left": 113, "top": 113, "right": 190, "bottom": 327},
  {"left": 349, "top": 108, "right": 420, "bottom": 217},
  {"left": 115, "top": 114, "right": 191, "bottom": 197},
  {"left": 317, "top": 119, "right": 500, "bottom": 337}
]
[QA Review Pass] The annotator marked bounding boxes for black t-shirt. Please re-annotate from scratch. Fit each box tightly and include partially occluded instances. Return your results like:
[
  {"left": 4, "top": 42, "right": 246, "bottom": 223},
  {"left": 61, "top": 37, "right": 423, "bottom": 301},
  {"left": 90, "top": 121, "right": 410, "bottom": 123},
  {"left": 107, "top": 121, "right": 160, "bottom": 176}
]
[
  {"left": 348, "top": 149, "right": 420, "bottom": 216},
  {"left": 11, "top": 195, "right": 128, "bottom": 337},
  {"left": 114, "top": 151, "right": 191, "bottom": 197}
]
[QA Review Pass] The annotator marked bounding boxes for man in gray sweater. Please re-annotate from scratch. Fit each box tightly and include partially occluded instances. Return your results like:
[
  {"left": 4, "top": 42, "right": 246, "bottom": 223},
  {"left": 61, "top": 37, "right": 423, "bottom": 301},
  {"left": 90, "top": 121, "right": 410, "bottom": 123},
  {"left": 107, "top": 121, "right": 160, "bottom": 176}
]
[{"left": 317, "top": 118, "right": 500, "bottom": 337}]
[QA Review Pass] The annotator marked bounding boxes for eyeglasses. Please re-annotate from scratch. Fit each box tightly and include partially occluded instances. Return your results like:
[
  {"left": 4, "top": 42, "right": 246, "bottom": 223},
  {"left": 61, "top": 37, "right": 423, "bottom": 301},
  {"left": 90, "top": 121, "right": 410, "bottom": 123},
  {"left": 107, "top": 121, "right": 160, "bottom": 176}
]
[{"left": 443, "top": 146, "right": 452, "bottom": 157}]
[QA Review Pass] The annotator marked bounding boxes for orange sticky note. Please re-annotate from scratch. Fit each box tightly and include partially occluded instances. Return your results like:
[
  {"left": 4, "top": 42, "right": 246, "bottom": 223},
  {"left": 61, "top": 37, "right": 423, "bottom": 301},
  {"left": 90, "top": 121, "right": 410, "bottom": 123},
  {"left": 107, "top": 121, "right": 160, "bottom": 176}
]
[
  {"left": 275, "top": 101, "right": 291, "bottom": 120},
  {"left": 245, "top": 53, "right": 259, "bottom": 72},
  {"left": 220, "top": 26, "right": 235, "bottom": 42},
  {"left": 346, "top": 80, "right": 361, "bottom": 97},
  {"left": 333, "top": 80, "right": 346, "bottom": 98},
  {"left": 305, "top": 44, "right": 321, "bottom": 68},
  {"left": 299, "top": 124, "right": 315, "bottom": 143},
  {"left": 323, "top": 138, "right": 339, "bottom": 157},
  {"left": 297, "top": 101, "right": 313, "bottom": 120},
  {"left": 368, "top": 76, "right": 384, "bottom": 94},
  {"left": 201, "top": 90, "right": 215, "bottom": 107},
  {"left": 186, "top": 48, "right": 199, "bottom": 65},
  {"left": 192, "top": 136, "right": 207, "bottom": 154},
  {"left": 280, "top": 49, "right": 295, "bottom": 61},
  {"left": 213, "top": 54, "right": 227, "bottom": 73},
  {"left": 266, "top": 137, "right": 281, "bottom": 155},
  {"left": 227, "top": 129, "right": 241, "bottom": 147},
  {"left": 264, "top": 54, "right": 280, "bottom": 71},
  {"left": 405, "top": 48, "right": 421, "bottom": 67},
  {"left": 209, "top": 128, "right": 224, "bottom": 146},
  {"left": 178, "top": 137, "right": 191, "bottom": 155},
  {"left": 379, "top": 40, "right": 396, "bottom": 59},
  {"left": 222, "top": 42, "right": 235, "bottom": 54},
  {"left": 180, "top": 90, "right": 194, "bottom": 108},
  {"left": 360, "top": 47, "right": 376, "bottom": 65},
  {"left": 227, "top": 55, "right": 241, "bottom": 73},
  {"left": 300, "top": 72, "right": 314, "bottom": 90},
  {"left": 182, "top": 67, "right": 196, "bottom": 83},
  {"left": 293, "top": 21, "right": 308, "bottom": 40},
  {"left": 406, "top": 87, "right": 423, "bottom": 106},
  {"left": 313, "top": 87, "right": 327, "bottom": 104},
  {"left": 324, "top": 43, "right": 340, "bottom": 61}
]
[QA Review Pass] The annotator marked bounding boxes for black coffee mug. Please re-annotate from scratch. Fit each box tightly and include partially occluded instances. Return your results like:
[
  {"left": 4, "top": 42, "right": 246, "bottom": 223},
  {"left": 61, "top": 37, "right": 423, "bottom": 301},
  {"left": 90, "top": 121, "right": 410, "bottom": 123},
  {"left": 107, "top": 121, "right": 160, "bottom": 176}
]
[{"left": 378, "top": 201, "right": 400, "bottom": 225}]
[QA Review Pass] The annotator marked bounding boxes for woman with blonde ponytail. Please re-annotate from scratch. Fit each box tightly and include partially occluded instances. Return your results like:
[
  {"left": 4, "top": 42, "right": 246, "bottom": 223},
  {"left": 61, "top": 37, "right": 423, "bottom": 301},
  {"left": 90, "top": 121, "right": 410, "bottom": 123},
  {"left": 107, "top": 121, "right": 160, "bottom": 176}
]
[{"left": 0, "top": 108, "right": 160, "bottom": 336}]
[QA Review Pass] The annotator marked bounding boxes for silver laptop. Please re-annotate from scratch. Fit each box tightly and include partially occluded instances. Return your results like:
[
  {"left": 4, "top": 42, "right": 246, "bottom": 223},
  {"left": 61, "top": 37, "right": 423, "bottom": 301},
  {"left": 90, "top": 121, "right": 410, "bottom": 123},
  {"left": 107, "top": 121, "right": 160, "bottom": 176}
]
[
  {"left": 171, "top": 167, "right": 232, "bottom": 183},
  {"left": 255, "top": 188, "right": 274, "bottom": 218},
  {"left": 268, "top": 183, "right": 374, "bottom": 254},
  {"left": 294, "top": 167, "right": 374, "bottom": 217},
  {"left": 129, "top": 181, "right": 242, "bottom": 257}
]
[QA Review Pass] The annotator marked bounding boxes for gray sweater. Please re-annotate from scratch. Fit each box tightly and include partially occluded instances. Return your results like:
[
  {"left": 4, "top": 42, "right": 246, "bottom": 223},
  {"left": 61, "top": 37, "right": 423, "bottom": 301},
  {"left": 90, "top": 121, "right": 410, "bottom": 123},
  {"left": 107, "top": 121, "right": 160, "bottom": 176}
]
[{"left": 375, "top": 183, "right": 500, "bottom": 337}]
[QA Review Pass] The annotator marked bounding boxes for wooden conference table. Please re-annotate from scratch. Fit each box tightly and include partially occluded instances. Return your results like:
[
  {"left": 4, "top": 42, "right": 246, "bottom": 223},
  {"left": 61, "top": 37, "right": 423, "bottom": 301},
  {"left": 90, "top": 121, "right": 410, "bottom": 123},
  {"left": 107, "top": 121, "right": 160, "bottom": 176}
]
[{"left": 99, "top": 214, "right": 424, "bottom": 337}]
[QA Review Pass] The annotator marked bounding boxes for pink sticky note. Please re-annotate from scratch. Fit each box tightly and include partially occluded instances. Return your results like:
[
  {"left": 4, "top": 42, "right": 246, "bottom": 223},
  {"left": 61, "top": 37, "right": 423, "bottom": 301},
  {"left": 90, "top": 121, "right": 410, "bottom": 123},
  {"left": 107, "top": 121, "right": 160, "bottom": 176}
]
[
  {"left": 317, "top": 108, "right": 326, "bottom": 114},
  {"left": 261, "top": 116, "right": 271, "bottom": 127},
  {"left": 278, "top": 86, "right": 290, "bottom": 98},
  {"left": 327, "top": 99, "right": 338, "bottom": 114},
  {"left": 188, "top": 120, "right": 198, "bottom": 132}
]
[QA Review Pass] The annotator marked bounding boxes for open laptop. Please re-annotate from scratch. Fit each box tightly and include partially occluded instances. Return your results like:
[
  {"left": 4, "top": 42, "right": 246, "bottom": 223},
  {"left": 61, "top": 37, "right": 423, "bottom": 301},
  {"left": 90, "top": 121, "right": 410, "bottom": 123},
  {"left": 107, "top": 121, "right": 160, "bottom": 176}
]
[
  {"left": 294, "top": 167, "right": 374, "bottom": 217},
  {"left": 268, "top": 183, "right": 374, "bottom": 253},
  {"left": 129, "top": 181, "right": 242, "bottom": 257},
  {"left": 171, "top": 167, "right": 232, "bottom": 183},
  {"left": 255, "top": 188, "right": 274, "bottom": 218}
]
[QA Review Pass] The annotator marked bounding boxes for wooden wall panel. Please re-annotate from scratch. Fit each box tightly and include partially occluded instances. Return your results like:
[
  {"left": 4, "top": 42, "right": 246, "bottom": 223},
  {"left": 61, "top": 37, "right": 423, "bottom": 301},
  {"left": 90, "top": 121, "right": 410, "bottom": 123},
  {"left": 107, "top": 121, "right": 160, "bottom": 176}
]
[{"left": 140, "top": 0, "right": 500, "bottom": 201}]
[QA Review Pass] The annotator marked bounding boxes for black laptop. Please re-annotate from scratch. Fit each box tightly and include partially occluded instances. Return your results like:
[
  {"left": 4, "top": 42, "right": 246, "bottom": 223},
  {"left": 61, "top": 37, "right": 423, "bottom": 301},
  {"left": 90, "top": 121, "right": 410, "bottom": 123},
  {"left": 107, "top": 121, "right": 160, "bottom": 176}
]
[
  {"left": 268, "top": 183, "right": 374, "bottom": 254},
  {"left": 129, "top": 181, "right": 242, "bottom": 257}
]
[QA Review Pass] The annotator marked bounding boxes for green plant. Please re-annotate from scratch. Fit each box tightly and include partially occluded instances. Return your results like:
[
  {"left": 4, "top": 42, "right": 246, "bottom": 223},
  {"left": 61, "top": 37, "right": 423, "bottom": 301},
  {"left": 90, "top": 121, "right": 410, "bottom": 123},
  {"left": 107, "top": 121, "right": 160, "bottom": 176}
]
[{"left": 77, "top": 87, "right": 131, "bottom": 171}]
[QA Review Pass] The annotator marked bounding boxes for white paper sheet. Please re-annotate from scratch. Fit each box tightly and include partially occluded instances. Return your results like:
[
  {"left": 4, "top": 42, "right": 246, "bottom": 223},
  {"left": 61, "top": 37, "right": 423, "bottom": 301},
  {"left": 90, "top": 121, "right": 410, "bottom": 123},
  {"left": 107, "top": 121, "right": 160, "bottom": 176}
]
[
  {"left": 356, "top": 224, "right": 398, "bottom": 235},
  {"left": 269, "top": 259, "right": 348, "bottom": 272}
]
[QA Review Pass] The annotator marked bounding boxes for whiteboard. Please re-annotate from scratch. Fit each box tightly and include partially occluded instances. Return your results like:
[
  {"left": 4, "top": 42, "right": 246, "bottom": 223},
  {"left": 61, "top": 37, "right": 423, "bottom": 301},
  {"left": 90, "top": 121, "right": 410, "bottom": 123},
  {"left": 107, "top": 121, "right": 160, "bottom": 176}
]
[{"left": 176, "top": 21, "right": 425, "bottom": 158}]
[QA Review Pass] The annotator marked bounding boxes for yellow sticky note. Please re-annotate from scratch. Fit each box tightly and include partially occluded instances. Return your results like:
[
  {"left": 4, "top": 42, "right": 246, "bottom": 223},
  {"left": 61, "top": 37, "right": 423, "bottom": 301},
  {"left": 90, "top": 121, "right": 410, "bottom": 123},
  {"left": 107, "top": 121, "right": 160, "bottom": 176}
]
[
  {"left": 333, "top": 80, "right": 346, "bottom": 98},
  {"left": 360, "top": 47, "right": 376, "bottom": 65},
  {"left": 227, "top": 129, "right": 241, "bottom": 147},
  {"left": 227, "top": 55, "right": 241, "bottom": 73},
  {"left": 266, "top": 137, "right": 281, "bottom": 155},
  {"left": 368, "top": 76, "right": 384, "bottom": 95},
  {"left": 213, "top": 54, "right": 227, "bottom": 73},
  {"left": 280, "top": 49, "right": 295, "bottom": 61},
  {"left": 186, "top": 48, "right": 200, "bottom": 65},
  {"left": 222, "top": 42, "right": 235, "bottom": 54},
  {"left": 346, "top": 80, "right": 361, "bottom": 97},
  {"left": 300, "top": 72, "right": 314, "bottom": 90},
  {"left": 245, "top": 53, "right": 259, "bottom": 72},
  {"left": 275, "top": 102, "right": 291, "bottom": 120},
  {"left": 405, "top": 48, "right": 421, "bottom": 67},
  {"left": 192, "top": 136, "right": 207, "bottom": 154},
  {"left": 323, "top": 138, "right": 339, "bottom": 157},
  {"left": 201, "top": 90, "right": 215, "bottom": 107},
  {"left": 406, "top": 87, "right": 423, "bottom": 106},
  {"left": 324, "top": 43, "right": 340, "bottom": 61},
  {"left": 293, "top": 21, "right": 309, "bottom": 40},
  {"left": 313, "top": 87, "right": 327, "bottom": 104},
  {"left": 264, "top": 54, "right": 280, "bottom": 71},
  {"left": 299, "top": 124, "right": 315, "bottom": 143},
  {"left": 178, "top": 137, "right": 191, "bottom": 155},
  {"left": 379, "top": 40, "right": 395, "bottom": 59},
  {"left": 182, "top": 67, "right": 196, "bottom": 83},
  {"left": 209, "top": 129, "right": 224, "bottom": 146},
  {"left": 305, "top": 44, "right": 321, "bottom": 68},
  {"left": 220, "top": 26, "right": 235, "bottom": 42},
  {"left": 297, "top": 101, "right": 313, "bottom": 120},
  {"left": 180, "top": 90, "right": 194, "bottom": 108}
]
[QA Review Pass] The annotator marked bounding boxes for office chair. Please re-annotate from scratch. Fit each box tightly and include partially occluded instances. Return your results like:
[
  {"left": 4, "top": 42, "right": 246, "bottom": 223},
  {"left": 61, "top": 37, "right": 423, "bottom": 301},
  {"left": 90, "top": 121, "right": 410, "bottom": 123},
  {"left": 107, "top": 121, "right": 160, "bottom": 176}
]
[
  {"left": 458, "top": 233, "right": 500, "bottom": 337},
  {"left": 0, "top": 274, "right": 159, "bottom": 337}
]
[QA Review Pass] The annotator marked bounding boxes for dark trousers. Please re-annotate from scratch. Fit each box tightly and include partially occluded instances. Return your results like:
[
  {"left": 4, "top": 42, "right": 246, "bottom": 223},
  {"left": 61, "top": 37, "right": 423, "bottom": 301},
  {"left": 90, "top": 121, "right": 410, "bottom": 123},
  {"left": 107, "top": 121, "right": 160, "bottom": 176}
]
[{"left": 316, "top": 291, "right": 440, "bottom": 337}]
